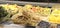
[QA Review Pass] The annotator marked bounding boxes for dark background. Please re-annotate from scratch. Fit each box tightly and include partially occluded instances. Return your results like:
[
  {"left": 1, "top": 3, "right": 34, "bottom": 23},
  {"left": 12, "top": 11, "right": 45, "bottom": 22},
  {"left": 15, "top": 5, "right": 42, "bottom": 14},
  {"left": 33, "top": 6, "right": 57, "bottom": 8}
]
[{"left": 14, "top": 0, "right": 60, "bottom": 3}]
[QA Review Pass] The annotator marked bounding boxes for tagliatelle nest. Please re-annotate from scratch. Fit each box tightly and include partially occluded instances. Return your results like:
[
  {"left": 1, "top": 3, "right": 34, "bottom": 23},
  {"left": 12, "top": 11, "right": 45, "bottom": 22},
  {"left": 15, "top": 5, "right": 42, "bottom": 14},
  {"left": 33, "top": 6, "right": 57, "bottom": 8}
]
[
  {"left": 11, "top": 11, "right": 41, "bottom": 26},
  {"left": 11, "top": 13, "right": 27, "bottom": 25}
]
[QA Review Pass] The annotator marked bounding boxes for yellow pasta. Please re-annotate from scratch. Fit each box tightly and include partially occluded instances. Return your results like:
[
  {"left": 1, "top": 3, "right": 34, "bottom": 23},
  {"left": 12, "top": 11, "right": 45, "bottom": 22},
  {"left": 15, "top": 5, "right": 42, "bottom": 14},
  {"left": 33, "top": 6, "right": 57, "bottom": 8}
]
[{"left": 48, "top": 9, "right": 60, "bottom": 24}]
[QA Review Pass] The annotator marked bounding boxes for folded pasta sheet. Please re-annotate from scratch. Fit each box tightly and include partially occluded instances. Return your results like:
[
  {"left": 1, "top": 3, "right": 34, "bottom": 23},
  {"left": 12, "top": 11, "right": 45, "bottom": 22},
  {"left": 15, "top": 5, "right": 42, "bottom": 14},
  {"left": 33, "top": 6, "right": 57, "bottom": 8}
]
[{"left": 48, "top": 9, "right": 60, "bottom": 24}]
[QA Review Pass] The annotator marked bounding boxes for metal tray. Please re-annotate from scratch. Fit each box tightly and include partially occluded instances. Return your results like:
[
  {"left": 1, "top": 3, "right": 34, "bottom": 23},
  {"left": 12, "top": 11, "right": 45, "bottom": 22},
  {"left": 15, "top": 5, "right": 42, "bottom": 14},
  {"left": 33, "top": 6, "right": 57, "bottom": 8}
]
[{"left": 0, "top": 1, "right": 60, "bottom": 7}]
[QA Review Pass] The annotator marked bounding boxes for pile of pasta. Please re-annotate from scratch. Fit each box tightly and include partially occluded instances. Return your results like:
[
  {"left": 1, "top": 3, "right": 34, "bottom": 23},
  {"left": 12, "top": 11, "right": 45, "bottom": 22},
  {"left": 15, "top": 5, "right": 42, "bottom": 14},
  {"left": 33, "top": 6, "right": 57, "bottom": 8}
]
[{"left": 1, "top": 4, "right": 60, "bottom": 26}]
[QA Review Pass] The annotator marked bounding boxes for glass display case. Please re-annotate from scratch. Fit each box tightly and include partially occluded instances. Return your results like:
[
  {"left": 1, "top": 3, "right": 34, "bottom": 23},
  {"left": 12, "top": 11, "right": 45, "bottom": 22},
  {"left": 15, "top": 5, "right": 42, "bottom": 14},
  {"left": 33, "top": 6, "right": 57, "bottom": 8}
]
[{"left": 0, "top": 1, "right": 60, "bottom": 28}]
